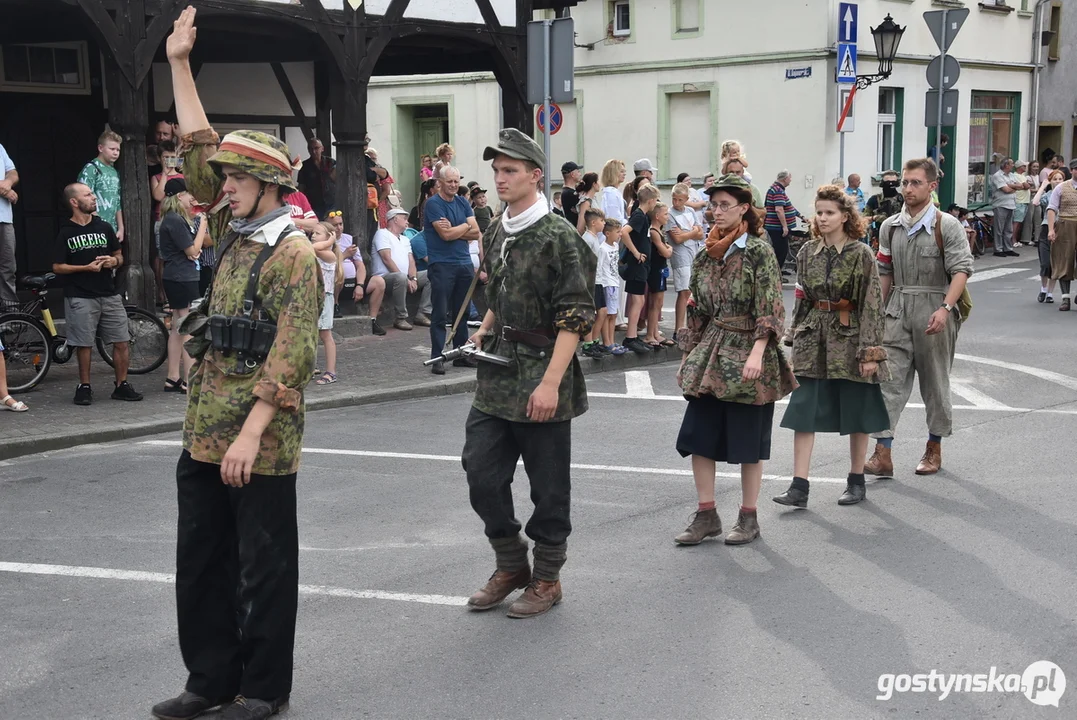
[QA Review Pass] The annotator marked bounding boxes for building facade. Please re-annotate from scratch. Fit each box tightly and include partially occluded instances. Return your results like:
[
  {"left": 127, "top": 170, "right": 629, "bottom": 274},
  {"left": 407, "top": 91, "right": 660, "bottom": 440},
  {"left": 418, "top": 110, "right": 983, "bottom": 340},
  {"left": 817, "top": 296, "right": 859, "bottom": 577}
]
[
  {"left": 1035, "top": 0, "right": 1076, "bottom": 165},
  {"left": 366, "top": 0, "right": 1044, "bottom": 211}
]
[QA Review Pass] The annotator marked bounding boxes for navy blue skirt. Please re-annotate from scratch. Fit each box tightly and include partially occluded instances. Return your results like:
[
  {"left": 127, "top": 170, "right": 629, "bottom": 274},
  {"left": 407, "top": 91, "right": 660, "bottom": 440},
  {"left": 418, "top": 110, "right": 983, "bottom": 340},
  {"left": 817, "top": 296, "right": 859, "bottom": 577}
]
[{"left": 676, "top": 395, "right": 775, "bottom": 465}]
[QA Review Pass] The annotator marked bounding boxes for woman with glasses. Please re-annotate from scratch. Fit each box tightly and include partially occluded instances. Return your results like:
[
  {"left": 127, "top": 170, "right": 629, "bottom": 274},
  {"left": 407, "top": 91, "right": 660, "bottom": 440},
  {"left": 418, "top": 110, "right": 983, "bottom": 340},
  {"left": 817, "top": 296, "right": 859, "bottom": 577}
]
[
  {"left": 772, "top": 185, "right": 888, "bottom": 509},
  {"left": 673, "top": 174, "right": 795, "bottom": 548}
]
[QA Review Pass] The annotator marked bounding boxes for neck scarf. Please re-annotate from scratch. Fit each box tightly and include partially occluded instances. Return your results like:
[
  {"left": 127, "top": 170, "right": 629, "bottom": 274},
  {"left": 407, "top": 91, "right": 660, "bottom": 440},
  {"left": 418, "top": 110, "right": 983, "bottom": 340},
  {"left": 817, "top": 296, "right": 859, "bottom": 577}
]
[
  {"left": 501, "top": 193, "right": 550, "bottom": 235},
  {"left": 229, "top": 205, "right": 290, "bottom": 237},
  {"left": 898, "top": 201, "right": 932, "bottom": 231},
  {"left": 706, "top": 220, "right": 748, "bottom": 260}
]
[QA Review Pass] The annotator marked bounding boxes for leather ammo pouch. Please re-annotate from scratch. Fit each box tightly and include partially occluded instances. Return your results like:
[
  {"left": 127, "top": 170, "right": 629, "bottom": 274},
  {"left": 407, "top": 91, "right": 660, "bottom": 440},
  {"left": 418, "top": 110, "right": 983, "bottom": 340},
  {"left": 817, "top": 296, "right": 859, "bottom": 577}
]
[{"left": 207, "top": 235, "right": 284, "bottom": 366}]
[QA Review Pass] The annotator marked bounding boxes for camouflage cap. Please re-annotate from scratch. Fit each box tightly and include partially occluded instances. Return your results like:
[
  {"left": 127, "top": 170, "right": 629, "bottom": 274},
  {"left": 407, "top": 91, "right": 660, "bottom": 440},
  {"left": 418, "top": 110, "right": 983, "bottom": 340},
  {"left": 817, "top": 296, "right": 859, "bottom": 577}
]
[
  {"left": 208, "top": 130, "right": 299, "bottom": 191},
  {"left": 705, "top": 173, "right": 765, "bottom": 209},
  {"left": 483, "top": 128, "right": 546, "bottom": 168}
]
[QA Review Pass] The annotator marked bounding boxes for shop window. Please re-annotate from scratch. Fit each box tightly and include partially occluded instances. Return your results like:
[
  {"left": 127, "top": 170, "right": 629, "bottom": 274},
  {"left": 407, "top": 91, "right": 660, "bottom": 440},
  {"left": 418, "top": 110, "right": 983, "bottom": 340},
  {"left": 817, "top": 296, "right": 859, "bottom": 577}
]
[
  {"left": 877, "top": 88, "right": 903, "bottom": 174},
  {"left": 967, "top": 92, "right": 1021, "bottom": 207}
]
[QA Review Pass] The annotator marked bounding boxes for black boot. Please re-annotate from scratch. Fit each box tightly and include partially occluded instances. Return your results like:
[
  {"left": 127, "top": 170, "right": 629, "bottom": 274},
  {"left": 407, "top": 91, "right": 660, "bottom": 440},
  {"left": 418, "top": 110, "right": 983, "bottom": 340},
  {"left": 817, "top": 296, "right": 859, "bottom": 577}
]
[
  {"left": 773, "top": 477, "right": 810, "bottom": 508},
  {"left": 838, "top": 473, "right": 866, "bottom": 505}
]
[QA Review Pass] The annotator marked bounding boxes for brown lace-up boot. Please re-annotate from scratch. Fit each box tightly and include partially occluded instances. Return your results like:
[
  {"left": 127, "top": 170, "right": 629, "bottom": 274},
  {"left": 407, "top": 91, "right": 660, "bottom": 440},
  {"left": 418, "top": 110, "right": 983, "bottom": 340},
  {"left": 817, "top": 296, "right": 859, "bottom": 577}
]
[
  {"left": 915, "top": 441, "right": 942, "bottom": 475},
  {"left": 467, "top": 568, "right": 531, "bottom": 611},
  {"left": 723, "top": 509, "right": 760, "bottom": 545},
  {"left": 864, "top": 443, "right": 894, "bottom": 477},
  {"left": 506, "top": 579, "right": 563, "bottom": 619},
  {"left": 674, "top": 509, "right": 722, "bottom": 545}
]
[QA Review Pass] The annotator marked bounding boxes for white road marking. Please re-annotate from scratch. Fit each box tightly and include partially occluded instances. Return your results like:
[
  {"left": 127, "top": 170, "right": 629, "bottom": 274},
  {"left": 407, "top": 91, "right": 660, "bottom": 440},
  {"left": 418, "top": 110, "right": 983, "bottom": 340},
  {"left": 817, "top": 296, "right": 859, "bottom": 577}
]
[
  {"left": 624, "top": 370, "right": 656, "bottom": 397},
  {"left": 966, "top": 267, "right": 1028, "bottom": 284},
  {"left": 1028, "top": 274, "right": 1043, "bottom": 280},
  {"left": 411, "top": 345, "right": 428, "bottom": 355},
  {"left": 950, "top": 381, "right": 1012, "bottom": 410},
  {"left": 591, "top": 391, "right": 681, "bottom": 401},
  {"left": 0, "top": 561, "right": 468, "bottom": 607},
  {"left": 957, "top": 353, "right": 1077, "bottom": 392},
  {"left": 137, "top": 441, "right": 850, "bottom": 483}
]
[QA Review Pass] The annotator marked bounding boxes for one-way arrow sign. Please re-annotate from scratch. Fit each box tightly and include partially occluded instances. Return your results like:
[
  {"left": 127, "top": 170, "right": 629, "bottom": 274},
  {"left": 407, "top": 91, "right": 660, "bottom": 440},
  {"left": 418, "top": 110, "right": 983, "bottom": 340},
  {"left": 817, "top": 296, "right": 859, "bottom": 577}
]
[{"left": 838, "top": 2, "right": 858, "bottom": 43}]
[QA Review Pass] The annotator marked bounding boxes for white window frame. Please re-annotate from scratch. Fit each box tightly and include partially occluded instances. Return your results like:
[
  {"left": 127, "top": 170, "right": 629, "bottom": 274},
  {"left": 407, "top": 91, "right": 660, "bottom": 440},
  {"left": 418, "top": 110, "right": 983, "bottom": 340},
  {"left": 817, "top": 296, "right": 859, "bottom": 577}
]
[
  {"left": 877, "top": 88, "right": 898, "bottom": 174},
  {"left": 0, "top": 41, "right": 91, "bottom": 96},
  {"left": 612, "top": 1, "right": 632, "bottom": 37}
]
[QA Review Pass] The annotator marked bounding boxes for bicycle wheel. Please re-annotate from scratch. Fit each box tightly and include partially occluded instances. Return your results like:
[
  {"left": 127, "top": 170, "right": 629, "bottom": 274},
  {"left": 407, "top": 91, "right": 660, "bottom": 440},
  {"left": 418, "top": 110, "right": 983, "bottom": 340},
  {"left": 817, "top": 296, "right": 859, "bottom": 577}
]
[
  {"left": 974, "top": 226, "right": 986, "bottom": 256},
  {"left": 0, "top": 313, "right": 53, "bottom": 392},
  {"left": 98, "top": 306, "right": 168, "bottom": 374}
]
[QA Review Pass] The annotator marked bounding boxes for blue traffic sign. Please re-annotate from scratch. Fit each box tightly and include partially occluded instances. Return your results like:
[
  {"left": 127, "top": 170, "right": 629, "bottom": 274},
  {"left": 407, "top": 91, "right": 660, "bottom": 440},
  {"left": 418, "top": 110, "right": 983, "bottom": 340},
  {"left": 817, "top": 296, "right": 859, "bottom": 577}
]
[
  {"left": 838, "top": 2, "right": 858, "bottom": 43},
  {"left": 836, "top": 43, "right": 857, "bottom": 84},
  {"left": 537, "top": 103, "right": 564, "bottom": 136}
]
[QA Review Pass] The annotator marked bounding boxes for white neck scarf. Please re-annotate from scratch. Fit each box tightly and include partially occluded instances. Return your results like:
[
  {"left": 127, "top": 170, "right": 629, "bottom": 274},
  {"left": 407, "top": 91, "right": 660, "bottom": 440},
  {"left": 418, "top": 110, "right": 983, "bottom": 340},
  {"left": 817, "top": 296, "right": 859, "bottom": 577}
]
[
  {"left": 898, "top": 201, "right": 934, "bottom": 232},
  {"left": 501, "top": 193, "right": 550, "bottom": 235}
]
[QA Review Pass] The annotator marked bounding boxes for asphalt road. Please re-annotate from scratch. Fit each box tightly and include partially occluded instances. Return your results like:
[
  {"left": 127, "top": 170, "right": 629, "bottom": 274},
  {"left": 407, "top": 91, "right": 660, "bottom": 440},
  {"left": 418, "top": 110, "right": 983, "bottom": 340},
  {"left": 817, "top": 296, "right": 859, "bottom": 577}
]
[{"left": 1, "top": 255, "right": 1075, "bottom": 719}]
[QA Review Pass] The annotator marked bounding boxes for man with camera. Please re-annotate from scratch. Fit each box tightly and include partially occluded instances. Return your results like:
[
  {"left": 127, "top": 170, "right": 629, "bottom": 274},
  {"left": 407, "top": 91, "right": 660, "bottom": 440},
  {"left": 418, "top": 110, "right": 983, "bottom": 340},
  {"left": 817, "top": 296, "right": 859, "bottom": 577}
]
[{"left": 152, "top": 8, "right": 321, "bottom": 720}]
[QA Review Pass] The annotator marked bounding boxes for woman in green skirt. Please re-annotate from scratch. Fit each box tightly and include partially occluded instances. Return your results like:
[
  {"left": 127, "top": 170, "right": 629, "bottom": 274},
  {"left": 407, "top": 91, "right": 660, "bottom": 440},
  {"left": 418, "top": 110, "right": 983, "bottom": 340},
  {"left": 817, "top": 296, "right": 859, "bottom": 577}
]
[{"left": 773, "top": 184, "right": 889, "bottom": 507}]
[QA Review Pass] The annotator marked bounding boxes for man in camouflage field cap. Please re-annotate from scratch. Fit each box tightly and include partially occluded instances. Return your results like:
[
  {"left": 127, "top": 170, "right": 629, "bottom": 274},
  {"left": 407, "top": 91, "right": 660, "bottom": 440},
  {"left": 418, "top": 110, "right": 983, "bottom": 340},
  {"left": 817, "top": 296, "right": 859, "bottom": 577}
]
[
  {"left": 152, "top": 8, "right": 321, "bottom": 720},
  {"left": 460, "top": 128, "right": 596, "bottom": 618}
]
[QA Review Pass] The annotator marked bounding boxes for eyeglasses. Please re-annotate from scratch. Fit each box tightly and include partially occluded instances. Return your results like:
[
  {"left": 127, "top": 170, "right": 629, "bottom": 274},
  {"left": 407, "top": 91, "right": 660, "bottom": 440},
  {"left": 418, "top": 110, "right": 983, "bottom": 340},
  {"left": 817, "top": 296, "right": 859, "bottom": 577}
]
[
  {"left": 713, "top": 202, "right": 745, "bottom": 213},
  {"left": 900, "top": 179, "right": 926, "bottom": 188},
  {"left": 327, "top": 211, "right": 343, "bottom": 218}
]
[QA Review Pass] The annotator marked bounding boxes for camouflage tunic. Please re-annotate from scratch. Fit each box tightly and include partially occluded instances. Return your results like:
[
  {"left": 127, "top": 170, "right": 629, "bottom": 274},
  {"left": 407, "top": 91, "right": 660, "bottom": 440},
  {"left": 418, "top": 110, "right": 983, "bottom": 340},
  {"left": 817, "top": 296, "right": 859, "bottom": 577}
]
[
  {"left": 675, "top": 235, "right": 796, "bottom": 404},
  {"left": 180, "top": 128, "right": 321, "bottom": 476},
  {"left": 473, "top": 213, "right": 597, "bottom": 423},
  {"left": 785, "top": 237, "right": 889, "bottom": 383}
]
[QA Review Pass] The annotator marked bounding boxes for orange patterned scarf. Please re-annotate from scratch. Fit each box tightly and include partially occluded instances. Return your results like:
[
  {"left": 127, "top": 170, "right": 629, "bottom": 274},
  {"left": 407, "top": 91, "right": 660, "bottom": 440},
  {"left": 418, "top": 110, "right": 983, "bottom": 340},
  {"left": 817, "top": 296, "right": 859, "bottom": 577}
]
[{"left": 705, "top": 220, "right": 748, "bottom": 260}]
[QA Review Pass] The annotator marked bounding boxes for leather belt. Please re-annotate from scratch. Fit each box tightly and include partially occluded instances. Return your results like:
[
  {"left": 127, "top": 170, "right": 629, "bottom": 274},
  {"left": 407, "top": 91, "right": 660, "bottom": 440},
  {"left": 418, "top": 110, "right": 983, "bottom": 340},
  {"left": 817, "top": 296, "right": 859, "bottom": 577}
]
[
  {"left": 714, "top": 314, "right": 754, "bottom": 334},
  {"left": 500, "top": 325, "right": 554, "bottom": 349},
  {"left": 813, "top": 299, "right": 857, "bottom": 327}
]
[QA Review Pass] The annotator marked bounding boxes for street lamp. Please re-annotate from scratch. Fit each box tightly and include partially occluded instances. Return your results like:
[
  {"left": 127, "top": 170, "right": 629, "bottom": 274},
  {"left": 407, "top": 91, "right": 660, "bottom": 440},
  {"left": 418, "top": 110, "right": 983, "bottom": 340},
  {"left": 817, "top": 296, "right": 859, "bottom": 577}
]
[{"left": 856, "top": 14, "right": 906, "bottom": 89}]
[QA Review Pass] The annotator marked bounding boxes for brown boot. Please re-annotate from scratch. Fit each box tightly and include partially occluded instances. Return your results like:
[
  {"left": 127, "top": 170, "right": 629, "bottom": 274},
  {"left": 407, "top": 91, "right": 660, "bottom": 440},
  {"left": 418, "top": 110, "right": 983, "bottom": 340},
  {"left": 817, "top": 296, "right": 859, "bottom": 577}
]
[
  {"left": 723, "top": 509, "right": 760, "bottom": 545},
  {"left": 674, "top": 508, "right": 722, "bottom": 545},
  {"left": 467, "top": 568, "right": 531, "bottom": 611},
  {"left": 506, "top": 579, "right": 562, "bottom": 618},
  {"left": 915, "top": 441, "right": 942, "bottom": 475},
  {"left": 864, "top": 443, "right": 894, "bottom": 477}
]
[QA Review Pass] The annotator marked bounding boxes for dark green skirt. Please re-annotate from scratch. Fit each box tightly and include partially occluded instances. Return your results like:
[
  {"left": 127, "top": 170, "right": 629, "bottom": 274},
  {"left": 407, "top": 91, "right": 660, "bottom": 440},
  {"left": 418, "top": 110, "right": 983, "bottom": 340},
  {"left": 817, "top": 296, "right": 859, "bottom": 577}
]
[{"left": 780, "top": 377, "right": 890, "bottom": 435}]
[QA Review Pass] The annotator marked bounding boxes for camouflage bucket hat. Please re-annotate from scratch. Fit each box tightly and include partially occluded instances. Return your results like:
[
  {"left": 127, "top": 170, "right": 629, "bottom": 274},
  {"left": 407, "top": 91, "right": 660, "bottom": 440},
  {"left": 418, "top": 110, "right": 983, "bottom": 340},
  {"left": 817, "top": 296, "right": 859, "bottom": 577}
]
[
  {"left": 208, "top": 130, "right": 298, "bottom": 191},
  {"left": 706, "top": 173, "right": 765, "bottom": 209}
]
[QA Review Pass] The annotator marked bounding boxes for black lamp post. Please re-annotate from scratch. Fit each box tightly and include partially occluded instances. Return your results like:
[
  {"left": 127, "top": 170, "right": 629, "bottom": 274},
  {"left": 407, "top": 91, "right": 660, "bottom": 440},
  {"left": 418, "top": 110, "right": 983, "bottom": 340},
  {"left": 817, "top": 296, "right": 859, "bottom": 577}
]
[{"left": 856, "top": 14, "right": 906, "bottom": 89}]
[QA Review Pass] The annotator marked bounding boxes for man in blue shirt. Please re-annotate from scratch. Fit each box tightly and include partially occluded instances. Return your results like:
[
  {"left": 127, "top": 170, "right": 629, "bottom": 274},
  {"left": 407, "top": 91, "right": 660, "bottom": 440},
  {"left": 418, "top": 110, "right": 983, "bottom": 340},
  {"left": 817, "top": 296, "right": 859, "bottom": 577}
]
[
  {"left": 845, "top": 173, "right": 866, "bottom": 213},
  {"left": 0, "top": 143, "right": 19, "bottom": 307},
  {"left": 423, "top": 166, "right": 480, "bottom": 374},
  {"left": 403, "top": 226, "right": 432, "bottom": 326}
]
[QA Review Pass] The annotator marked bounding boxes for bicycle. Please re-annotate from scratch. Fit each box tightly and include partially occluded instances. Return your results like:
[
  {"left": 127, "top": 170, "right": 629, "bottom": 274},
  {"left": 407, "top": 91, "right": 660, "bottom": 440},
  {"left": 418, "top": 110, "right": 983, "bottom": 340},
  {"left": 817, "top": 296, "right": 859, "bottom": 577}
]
[
  {"left": 967, "top": 209, "right": 993, "bottom": 257},
  {"left": 0, "top": 273, "right": 169, "bottom": 392}
]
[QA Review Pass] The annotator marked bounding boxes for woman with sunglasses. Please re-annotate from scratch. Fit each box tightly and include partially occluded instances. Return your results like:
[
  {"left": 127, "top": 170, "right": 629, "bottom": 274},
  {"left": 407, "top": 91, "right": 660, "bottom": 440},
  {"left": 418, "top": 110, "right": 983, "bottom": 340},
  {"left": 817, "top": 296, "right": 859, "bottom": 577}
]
[{"left": 674, "top": 173, "right": 795, "bottom": 547}]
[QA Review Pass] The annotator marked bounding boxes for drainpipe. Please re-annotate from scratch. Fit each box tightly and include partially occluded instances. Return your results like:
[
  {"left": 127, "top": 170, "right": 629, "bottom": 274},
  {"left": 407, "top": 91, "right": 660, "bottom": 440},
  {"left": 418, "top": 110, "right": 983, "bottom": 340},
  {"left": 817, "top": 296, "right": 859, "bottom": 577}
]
[{"left": 1030, "top": 0, "right": 1051, "bottom": 161}]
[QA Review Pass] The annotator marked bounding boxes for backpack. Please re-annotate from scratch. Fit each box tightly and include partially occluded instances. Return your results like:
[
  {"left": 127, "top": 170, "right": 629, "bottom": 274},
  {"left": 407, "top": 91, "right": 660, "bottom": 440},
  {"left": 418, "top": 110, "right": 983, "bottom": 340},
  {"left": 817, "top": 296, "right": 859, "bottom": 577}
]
[{"left": 885, "top": 218, "right": 973, "bottom": 321}]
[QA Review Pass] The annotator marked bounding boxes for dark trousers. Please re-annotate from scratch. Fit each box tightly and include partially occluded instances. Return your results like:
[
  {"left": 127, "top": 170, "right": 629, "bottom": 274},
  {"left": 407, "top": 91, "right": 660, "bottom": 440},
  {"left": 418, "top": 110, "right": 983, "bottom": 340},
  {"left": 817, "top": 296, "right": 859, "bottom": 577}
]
[
  {"left": 175, "top": 451, "right": 299, "bottom": 702},
  {"left": 428, "top": 261, "right": 474, "bottom": 358},
  {"left": 461, "top": 408, "right": 572, "bottom": 561},
  {"left": 766, "top": 227, "right": 789, "bottom": 269}
]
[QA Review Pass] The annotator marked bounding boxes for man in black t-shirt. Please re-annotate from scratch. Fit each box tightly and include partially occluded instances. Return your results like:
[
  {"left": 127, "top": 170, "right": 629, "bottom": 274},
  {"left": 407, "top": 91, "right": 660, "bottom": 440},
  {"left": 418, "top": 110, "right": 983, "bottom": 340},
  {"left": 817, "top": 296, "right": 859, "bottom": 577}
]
[
  {"left": 560, "top": 161, "right": 582, "bottom": 229},
  {"left": 619, "top": 184, "right": 660, "bottom": 355},
  {"left": 51, "top": 183, "right": 143, "bottom": 406}
]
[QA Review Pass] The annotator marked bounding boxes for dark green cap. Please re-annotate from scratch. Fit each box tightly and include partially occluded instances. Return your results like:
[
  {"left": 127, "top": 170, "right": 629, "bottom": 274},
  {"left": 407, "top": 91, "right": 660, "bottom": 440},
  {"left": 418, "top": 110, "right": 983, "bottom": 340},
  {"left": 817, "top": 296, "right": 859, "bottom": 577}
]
[
  {"left": 705, "top": 173, "right": 764, "bottom": 209},
  {"left": 483, "top": 128, "right": 547, "bottom": 168}
]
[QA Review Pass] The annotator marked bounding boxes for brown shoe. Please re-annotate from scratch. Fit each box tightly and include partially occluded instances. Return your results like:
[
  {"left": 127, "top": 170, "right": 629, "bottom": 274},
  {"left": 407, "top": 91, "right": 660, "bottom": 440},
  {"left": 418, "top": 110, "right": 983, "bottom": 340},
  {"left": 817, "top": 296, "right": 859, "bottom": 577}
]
[
  {"left": 864, "top": 443, "right": 894, "bottom": 477},
  {"left": 723, "top": 509, "right": 760, "bottom": 545},
  {"left": 467, "top": 568, "right": 531, "bottom": 611},
  {"left": 412, "top": 313, "right": 432, "bottom": 327},
  {"left": 1061, "top": 299, "right": 1072, "bottom": 312},
  {"left": 915, "top": 441, "right": 942, "bottom": 475},
  {"left": 393, "top": 319, "right": 414, "bottom": 331},
  {"left": 674, "top": 508, "right": 722, "bottom": 545},
  {"left": 506, "top": 579, "right": 562, "bottom": 619}
]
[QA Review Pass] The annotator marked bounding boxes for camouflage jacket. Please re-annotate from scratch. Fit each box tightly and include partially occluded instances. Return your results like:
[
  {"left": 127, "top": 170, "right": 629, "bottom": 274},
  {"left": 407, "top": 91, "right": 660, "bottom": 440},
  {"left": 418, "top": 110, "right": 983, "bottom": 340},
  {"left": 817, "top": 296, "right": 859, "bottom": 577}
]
[
  {"left": 181, "top": 128, "right": 321, "bottom": 476},
  {"left": 785, "top": 237, "right": 888, "bottom": 383},
  {"left": 473, "top": 212, "right": 597, "bottom": 423},
  {"left": 675, "top": 235, "right": 796, "bottom": 404},
  {"left": 866, "top": 193, "right": 904, "bottom": 238}
]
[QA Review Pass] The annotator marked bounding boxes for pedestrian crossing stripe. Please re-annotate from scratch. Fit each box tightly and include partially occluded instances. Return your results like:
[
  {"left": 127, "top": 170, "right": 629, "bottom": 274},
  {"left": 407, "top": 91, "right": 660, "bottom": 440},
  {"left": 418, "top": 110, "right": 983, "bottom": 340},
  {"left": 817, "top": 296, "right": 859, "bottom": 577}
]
[{"left": 838, "top": 47, "right": 856, "bottom": 78}]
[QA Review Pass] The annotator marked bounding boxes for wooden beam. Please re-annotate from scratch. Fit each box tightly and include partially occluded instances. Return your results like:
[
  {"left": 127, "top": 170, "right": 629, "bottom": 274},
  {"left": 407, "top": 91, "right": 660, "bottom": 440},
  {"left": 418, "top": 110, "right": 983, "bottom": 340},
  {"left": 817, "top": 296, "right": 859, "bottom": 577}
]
[
  {"left": 133, "top": 0, "right": 185, "bottom": 85},
  {"left": 473, "top": 0, "right": 525, "bottom": 93},
  {"left": 298, "top": 0, "right": 348, "bottom": 75},
  {"left": 75, "top": 0, "right": 136, "bottom": 86},
  {"left": 357, "top": 0, "right": 412, "bottom": 80},
  {"left": 270, "top": 62, "right": 315, "bottom": 141}
]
